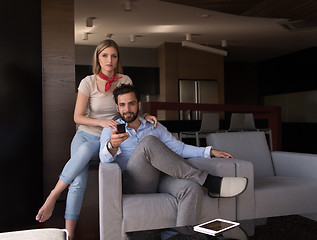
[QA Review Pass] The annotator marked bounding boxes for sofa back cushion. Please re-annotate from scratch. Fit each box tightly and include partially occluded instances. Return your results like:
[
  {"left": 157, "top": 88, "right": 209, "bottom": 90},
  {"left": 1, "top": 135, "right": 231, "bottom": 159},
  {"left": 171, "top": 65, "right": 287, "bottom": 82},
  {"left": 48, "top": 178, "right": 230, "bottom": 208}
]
[{"left": 206, "top": 132, "right": 275, "bottom": 177}]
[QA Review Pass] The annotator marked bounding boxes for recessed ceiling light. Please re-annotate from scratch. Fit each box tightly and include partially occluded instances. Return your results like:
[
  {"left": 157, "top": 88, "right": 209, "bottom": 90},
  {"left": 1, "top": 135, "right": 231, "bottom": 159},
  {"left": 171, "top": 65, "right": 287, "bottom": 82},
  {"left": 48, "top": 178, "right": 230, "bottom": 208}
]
[{"left": 86, "top": 17, "right": 95, "bottom": 27}]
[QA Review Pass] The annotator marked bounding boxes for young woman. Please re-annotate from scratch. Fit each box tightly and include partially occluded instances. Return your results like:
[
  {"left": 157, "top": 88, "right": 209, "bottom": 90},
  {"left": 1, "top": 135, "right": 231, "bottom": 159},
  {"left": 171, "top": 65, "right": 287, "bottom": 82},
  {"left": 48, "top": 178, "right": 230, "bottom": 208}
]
[{"left": 36, "top": 39, "right": 157, "bottom": 239}]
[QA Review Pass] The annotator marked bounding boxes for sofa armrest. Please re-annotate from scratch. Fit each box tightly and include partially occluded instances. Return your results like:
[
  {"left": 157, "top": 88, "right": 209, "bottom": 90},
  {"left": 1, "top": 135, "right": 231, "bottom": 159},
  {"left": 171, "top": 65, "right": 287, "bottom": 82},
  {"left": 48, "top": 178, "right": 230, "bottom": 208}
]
[
  {"left": 272, "top": 151, "right": 317, "bottom": 178},
  {"left": 188, "top": 157, "right": 254, "bottom": 188},
  {"left": 99, "top": 163, "right": 123, "bottom": 240},
  {"left": 188, "top": 157, "right": 255, "bottom": 220},
  {"left": 188, "top": 157, "right": 236, "bottom": 176},
  {"left": 217, "top": 157, "right": 255, "bottom": 220}
]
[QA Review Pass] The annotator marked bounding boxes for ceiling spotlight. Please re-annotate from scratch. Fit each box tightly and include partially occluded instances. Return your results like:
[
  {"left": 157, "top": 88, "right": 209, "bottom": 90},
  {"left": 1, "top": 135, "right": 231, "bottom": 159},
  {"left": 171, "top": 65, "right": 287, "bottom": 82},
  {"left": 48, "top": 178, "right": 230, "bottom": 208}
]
[
  {"left": 130, "top": 35, "right": 136, "bottom": 43},
  {"left": 125, "top": 0, "right": 132, "bottom": 11},
  {"left": 86, "top": 17, "right": 95, "bottom": 27},
  {"left": 221, "top": 40, "right": 227, "bottom": 48},
  {"left": 106, "top": 33, "right": 113, "bottom": 39},
  {"left": 200, "top": 13, "right": 211, "bottom": 18},
  {"left": 82, "top": 32, "right": 89, "bottom": 40},
  {"left": 185, "top": 34, "right": 192, "bottom": 41}
]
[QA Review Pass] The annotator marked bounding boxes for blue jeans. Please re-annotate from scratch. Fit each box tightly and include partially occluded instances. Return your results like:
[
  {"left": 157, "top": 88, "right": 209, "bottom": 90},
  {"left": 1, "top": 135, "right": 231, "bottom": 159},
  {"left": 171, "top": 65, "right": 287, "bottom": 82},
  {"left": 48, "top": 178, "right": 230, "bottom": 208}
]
[{"left": 60, "top": 130, "right": 100, "bottom": 220}]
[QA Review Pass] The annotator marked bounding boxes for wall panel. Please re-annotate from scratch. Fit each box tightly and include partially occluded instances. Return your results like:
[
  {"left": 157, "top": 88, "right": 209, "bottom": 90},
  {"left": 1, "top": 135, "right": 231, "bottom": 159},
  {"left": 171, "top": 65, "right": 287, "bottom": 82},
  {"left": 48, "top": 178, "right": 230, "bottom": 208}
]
[{"left": 42, "top": 0, "right": 76, "bottom": 197}]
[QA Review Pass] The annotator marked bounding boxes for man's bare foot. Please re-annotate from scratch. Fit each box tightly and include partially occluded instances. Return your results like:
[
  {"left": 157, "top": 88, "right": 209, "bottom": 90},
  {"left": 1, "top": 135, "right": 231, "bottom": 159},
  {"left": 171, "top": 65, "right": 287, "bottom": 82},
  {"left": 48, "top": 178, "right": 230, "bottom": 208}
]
[{"left": 35, "top": 192, "right": 58, "bottom": 222}]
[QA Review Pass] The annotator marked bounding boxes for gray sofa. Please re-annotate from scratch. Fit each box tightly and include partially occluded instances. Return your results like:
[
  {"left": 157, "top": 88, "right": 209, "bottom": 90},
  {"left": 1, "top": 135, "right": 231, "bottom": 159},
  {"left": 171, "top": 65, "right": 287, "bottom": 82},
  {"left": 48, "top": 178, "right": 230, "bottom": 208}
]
[
  {"left": 99, "top": 131, "right": 317, "bottom": 240},
  {"left": 206, "top": 131, "right": 317, "bottom": 220},
  {"left": 99, "top": 157, "right": 253, "bottom": 240}
]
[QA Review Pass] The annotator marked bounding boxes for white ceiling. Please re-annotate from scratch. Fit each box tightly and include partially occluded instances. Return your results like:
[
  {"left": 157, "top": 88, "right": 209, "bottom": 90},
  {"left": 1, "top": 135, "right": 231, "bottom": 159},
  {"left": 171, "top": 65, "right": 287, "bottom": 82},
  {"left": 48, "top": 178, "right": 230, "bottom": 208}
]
[{"left": 74, "top": 0, "right": 317, "bottom": 62}]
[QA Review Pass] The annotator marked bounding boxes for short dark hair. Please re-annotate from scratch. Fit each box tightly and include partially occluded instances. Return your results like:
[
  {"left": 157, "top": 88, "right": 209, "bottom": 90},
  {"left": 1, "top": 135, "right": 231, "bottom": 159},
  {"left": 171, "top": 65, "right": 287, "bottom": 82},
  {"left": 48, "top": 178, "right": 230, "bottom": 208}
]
[{"left": 113, "top": 84, "right": 140, "bottom": 104}]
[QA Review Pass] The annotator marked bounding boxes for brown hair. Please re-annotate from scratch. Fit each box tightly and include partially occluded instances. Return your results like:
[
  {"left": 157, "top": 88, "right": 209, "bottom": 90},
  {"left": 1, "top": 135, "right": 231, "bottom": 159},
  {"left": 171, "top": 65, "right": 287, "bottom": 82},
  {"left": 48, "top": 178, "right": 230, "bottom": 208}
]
[{"left": 92, "top": 39, "right": 122, "bottom": 74}]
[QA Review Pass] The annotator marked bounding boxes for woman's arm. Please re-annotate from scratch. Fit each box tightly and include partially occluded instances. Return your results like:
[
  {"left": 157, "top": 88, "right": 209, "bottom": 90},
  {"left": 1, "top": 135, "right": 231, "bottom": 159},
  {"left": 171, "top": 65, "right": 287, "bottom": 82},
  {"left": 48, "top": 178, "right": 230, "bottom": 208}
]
[{"left": 74, "top": 91, "right": 118, "bottom": 129}]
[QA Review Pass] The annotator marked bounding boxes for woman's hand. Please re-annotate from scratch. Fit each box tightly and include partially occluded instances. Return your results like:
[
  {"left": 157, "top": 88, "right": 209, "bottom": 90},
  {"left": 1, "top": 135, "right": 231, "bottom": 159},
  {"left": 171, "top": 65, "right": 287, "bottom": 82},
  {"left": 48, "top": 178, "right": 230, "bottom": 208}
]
[
  {"left": 98, "top": 119, "right": 119, "bottom": 129},
  {"left": 144, "top": 113, "right": 158, "bottom": 128}
]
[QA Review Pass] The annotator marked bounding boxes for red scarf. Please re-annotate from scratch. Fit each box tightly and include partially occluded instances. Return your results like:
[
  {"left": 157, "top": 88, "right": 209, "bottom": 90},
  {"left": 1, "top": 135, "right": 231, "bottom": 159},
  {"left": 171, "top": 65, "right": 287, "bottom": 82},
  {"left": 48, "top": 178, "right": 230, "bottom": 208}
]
[{"left": 99, "top": 72, "right": 122, "bottom": 92}]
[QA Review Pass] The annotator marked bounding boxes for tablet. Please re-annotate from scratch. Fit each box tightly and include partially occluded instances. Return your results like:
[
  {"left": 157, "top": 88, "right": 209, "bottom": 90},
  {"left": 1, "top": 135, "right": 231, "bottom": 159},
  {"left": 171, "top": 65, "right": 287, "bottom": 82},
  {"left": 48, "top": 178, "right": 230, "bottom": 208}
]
[{"left": 193, "top": 218, "right": 240, "bottom": 236}]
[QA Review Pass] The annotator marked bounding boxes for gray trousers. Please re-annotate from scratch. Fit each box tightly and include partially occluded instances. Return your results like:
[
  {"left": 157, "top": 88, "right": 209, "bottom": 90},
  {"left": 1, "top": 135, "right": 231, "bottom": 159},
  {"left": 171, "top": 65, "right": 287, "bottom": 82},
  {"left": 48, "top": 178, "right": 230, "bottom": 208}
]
[{"left": 123, "top": 135, "right": 208, "bottom": 226}]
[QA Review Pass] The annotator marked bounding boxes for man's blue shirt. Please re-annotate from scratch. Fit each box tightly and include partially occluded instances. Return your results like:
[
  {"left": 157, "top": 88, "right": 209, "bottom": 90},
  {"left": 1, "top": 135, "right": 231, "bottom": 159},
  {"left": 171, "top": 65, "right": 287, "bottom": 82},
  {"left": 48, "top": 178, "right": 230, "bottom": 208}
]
[{"left": 99, "top": 117, "right": 211, "bottom": 170}]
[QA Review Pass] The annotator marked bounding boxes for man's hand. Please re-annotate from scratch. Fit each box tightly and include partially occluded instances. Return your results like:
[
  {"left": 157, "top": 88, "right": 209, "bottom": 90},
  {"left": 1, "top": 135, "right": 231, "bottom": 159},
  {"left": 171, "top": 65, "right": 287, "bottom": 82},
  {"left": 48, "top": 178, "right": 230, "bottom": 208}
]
[
  {"left": 109, "top": 127, "right": 129, "bottom": 149},
  {"left": 210, "top": 149, "right": 234, "bottom": 158}
]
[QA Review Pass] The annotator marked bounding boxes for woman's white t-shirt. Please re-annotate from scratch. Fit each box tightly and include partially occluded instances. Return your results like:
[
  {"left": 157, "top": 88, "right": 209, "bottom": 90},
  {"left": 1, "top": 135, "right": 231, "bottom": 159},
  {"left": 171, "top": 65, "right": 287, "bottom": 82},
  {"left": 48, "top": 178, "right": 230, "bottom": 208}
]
[{"left": 77, "top": 74, "right": 132, "bottom": 137}]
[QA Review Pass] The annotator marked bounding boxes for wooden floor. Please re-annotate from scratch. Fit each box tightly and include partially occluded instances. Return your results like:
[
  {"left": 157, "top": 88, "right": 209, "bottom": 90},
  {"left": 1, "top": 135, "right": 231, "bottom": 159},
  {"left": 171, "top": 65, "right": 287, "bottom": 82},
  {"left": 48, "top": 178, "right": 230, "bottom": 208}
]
[{"left": 16, "top": 168, "right": 100, "bottom": 240}]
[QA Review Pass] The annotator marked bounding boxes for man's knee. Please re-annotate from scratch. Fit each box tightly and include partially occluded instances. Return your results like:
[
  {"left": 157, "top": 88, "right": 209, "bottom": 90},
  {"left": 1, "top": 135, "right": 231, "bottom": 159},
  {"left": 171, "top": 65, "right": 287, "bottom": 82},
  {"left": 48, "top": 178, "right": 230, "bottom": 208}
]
[
  {"left": 176, "top": 180, "right": 204, "bottom": 200},
  {"left": 141, "top": 135, "right": 159, "bottom": 143},
  {"left": 138, "top": 135, "right": 161, "bottom": 148},
  {"left": 186, "top": 181, "right": 204, "bottom": 195}
]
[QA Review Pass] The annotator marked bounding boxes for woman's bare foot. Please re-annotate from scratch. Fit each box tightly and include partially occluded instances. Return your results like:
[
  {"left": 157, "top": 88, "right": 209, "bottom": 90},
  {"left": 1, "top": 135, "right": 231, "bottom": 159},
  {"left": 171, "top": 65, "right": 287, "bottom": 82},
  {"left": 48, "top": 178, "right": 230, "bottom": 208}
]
[
  {"left": 35, "top": 191, "right": 59, "bottom": 222},
  {"left": 36, "top": 179, "right": 68, "bottom": 223}
]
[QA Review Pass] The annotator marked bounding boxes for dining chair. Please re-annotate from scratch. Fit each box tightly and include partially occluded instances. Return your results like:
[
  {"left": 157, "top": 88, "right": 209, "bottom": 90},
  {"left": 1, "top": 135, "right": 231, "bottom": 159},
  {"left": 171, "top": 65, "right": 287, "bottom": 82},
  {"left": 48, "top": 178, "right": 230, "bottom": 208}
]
[{"left": 179, "top": 112, "right": 219, "bottom": 146}]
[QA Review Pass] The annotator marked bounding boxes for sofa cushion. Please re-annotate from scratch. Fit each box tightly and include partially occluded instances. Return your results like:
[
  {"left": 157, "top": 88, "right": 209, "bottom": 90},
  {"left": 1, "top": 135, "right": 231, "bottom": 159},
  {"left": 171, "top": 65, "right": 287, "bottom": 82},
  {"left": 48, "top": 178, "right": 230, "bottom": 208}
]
[
  {"left": 0, "top": 229, "right": 68, "bottom": 240},
  {"left": 122, "top": 192, "right": 224, "bottom": 234},
  {"left": 122, "top": 193, "right": 177, "bottom": 232},
  {"left": 207, "top": 132, "right": 274, "bottom": 177},
  {"left": 255, "top": 176, "right": 317, "bottom": 218}
]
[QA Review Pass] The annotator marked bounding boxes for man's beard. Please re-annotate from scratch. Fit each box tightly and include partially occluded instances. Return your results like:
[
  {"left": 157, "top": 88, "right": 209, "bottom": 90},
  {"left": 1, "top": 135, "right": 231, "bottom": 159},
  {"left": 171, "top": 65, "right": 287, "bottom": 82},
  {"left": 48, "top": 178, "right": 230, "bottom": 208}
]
[{"left": 121, "top": 108, "right": 139, "bottom": 123}]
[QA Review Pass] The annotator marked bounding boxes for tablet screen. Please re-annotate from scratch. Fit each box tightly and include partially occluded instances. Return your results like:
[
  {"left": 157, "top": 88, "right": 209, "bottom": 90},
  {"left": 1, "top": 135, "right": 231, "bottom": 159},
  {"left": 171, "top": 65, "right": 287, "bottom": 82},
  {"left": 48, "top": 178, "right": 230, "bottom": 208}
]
[
  {"left": 200, "top": 220, "right": 235, "bottom": 231},
  {"left": 194, "top": 218, "right": 240, "bottom": 236}
]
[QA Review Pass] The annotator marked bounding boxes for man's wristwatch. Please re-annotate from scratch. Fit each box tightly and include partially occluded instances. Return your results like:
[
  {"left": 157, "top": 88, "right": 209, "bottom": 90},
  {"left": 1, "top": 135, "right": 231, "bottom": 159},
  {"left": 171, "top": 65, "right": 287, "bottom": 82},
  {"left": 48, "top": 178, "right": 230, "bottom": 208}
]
[{"left": 107, "top": 141, "right": 118, "bottom": 151}]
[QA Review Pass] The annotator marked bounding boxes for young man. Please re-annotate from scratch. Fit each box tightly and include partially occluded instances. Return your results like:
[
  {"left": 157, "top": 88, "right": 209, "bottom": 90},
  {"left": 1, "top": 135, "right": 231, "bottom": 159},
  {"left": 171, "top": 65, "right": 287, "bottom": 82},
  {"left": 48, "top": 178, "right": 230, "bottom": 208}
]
[{"left": 99, "top": 84, "right": 247, "bottom": 226}]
